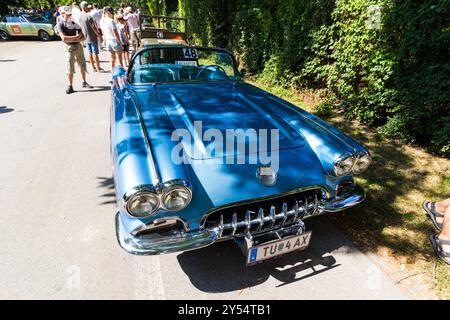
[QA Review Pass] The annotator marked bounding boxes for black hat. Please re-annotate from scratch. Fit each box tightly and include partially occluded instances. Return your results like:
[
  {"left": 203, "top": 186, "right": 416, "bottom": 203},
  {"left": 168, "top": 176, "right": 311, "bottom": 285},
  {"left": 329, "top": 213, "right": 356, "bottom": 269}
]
[{"left": 103, "top": 6, "right": 114, "bottom": 14}]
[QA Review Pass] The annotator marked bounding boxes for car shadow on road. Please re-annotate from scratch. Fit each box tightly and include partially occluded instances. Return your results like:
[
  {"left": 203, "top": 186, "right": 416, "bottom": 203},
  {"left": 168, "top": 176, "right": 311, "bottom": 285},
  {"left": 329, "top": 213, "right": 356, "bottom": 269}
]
[
  {"left": 0, "top": 59, "right": 16, "bottom": 63},
  {"left": 177, "top": 218, "right": 352, "bottom": 293},
  {"left": 0, "top": 106, "right": 14, "bottom": 114}
]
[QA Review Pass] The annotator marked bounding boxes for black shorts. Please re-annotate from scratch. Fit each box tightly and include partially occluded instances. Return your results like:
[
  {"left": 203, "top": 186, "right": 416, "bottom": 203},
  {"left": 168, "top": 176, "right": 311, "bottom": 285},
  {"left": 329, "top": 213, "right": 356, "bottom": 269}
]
[{"left": 122, "top": 44, "right": 129, "bottom": 52}]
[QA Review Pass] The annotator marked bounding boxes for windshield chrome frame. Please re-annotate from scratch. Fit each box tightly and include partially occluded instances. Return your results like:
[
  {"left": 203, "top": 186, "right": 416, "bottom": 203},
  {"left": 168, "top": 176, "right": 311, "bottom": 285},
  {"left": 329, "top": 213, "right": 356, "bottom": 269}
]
[{"left": 127, "top": 46, "right": 242, "bottom": 85}]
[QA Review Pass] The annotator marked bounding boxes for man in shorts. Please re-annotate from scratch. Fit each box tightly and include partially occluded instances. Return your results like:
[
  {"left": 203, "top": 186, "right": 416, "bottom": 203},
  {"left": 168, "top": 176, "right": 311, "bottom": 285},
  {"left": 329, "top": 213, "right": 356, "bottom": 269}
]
[
  {"left": 56, "top": 6, "right": 93, "bottom": 94},
  {"left": 124, "top": 7, "right": 140, "bottom": 51},
  {"left": 90, "top": 3, "right": 103, "bottom": 49},
  {"left": 78, "top": 1, "right": 104, "bottom": 72},
  {"left": 102, "top": 6, "right": 123, "bottom": 70}
]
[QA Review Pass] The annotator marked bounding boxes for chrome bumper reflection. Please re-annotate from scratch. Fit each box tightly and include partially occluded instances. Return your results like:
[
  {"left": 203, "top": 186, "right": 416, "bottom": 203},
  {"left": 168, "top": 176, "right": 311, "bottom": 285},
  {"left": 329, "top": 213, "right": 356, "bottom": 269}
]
[
  {"left": 115, "top": 213, "right": 218, "bottom": 255},
  {"left": 319, "top": 184, "right": 365, "bottom": 212},
  {"left": 115, "top": 184, "right": 365, "bottom": 255}
]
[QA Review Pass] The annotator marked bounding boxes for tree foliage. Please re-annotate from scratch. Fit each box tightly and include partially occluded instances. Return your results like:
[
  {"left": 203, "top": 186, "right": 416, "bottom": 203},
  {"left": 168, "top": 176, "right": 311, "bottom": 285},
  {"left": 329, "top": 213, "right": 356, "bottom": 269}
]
[{"left": 179, "top": 0, "right": 449, "bottom": 156}]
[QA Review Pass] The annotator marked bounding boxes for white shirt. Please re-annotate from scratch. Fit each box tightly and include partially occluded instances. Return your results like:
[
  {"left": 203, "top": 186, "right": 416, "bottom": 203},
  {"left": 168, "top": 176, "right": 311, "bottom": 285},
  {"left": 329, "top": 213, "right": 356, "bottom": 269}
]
[
  {"left": 89, "top": 9, "right": 103, "bottom": 28},
  {"left": 125, "top": 13, "right": 139, "bottom": 31},
  {"left": 101, "top": 17, "right": 118, "bottom": 41},
  {"left": 71, "top": 6, "right": 81, "bottom": 24}
]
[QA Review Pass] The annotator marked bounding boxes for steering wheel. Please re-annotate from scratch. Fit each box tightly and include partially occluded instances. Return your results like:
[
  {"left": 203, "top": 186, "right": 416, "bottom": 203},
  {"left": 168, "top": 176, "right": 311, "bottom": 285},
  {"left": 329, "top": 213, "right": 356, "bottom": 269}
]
[{"left": 195, "top": 65, "right": 229, "bottom": 80}]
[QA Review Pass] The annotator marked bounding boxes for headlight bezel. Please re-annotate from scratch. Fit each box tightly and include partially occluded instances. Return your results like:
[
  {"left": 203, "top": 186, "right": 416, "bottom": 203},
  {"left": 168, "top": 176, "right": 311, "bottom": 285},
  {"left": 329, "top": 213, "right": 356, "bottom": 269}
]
[
  {"left": 333, "top": 153, "right": 355, "bottom": 177},
  {"left": 123, "top": 180, "right": 192, "bottom": 218},
  {"left": 352, "top": 152, "right": 372, "bottom": 175},
  {"left": 126, "top": 191, "right": 160, "bottom": 218},
  {"left": 161, "top": 185, "right": 193, "bottom": 212}
]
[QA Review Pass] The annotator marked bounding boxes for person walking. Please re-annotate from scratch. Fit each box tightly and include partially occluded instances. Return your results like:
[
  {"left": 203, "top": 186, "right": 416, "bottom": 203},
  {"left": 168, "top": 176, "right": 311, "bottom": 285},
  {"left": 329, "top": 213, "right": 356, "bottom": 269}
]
[
  {"left": 116, "top": 14, "right": 130, "bottom": 67},
  {"left": 78, "top": 1, "right": 104, "bottom": 73},
  {"left": 124, "top": 7, "right": 140, "bottom": 51},
  {"left": 101, "top": 6, "right": 123, "bottom": 71},
  {"left": 56, "top": 6, "right": 93, "bottom": 94},
  {"left": 423, "top": 199, "right": 450, "bottom": 265}
]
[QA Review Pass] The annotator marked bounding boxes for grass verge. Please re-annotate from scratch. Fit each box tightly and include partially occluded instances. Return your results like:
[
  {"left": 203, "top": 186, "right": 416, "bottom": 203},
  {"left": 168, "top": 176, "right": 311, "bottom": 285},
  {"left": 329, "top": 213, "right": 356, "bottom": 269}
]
[{"left": 251, "top": 78, "right": 450, "bottom": 299}]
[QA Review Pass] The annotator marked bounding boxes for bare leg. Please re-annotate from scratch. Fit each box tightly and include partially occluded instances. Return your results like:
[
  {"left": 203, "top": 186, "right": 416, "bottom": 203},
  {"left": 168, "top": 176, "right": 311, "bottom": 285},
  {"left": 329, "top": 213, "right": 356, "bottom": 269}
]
[
  {"left": 109, "top": 50, "right": 116, "bottom": 70},
  {"left": 117, "top": 50, "right": 124, "bottom": 67},
  {"left": 125, "top": 50, "right": 130, "bottom": 66},
  {"left": 94, "top": 54, "right": 101, "bottom": 71},
  {"left": 80, "top": 69, "right": 86, "bottom": 83},
  {"left": 67, "top": 73, "right": 74, "bottom": 86},
  {"left": 438, "top": 206, "right": 450, "bottom": 263},
  {"left": 436, "top": 198, "right": 450, "bottom": 214},
  {"left": 88, "top": 53, "right": 96, "bottom": 72}
]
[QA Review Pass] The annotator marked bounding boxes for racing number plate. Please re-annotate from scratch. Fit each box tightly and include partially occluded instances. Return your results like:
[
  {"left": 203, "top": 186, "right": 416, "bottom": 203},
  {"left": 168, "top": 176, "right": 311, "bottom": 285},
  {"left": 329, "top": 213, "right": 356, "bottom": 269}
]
[
  {"left": 247, "top": 231, "right": 312, "bottom": 264},
  {"left": 11, "top": 25, "right": 22, "bottom": 34},
  {"left": 183, "top": 48, "right": 198, "bottom": 59}
]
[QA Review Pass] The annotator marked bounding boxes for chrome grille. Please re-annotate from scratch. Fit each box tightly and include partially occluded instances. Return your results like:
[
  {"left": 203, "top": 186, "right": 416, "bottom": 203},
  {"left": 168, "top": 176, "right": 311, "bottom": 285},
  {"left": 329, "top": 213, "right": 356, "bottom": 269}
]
[{"left": 202, "top": 189, "right": 323, "bottom": 239}]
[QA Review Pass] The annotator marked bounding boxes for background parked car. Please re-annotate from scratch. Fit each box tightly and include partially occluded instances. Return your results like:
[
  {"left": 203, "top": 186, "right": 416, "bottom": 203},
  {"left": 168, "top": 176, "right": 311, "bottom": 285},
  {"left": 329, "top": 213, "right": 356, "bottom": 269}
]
[{"left": 0, "top": 14, "right": 55, "bottom": 41}]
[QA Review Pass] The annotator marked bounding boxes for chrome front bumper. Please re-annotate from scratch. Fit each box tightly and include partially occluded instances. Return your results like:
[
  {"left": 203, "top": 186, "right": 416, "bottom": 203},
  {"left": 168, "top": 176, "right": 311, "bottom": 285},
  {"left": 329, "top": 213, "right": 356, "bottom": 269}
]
[
  {"left": 116, "top": 212, "right": 219, "bottom": 255},
  {"left": 116, "top": 184, "right": 365, "bottom": 255},
  {"left": 318, "top": 184, "right": 366, "bottom": 212}
]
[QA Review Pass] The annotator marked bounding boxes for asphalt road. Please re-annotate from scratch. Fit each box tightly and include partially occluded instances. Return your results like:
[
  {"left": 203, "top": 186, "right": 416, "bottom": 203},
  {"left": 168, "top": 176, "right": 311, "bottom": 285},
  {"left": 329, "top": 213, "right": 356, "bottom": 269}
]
[{"left": 0, "top": 40, "right": 410, "bottom": 299}]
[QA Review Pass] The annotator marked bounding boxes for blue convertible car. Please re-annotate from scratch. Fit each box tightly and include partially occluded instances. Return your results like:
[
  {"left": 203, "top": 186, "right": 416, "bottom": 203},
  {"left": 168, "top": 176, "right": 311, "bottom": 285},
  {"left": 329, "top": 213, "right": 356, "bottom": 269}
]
[{"left": 111, "top": 45, "right": 371, "bottom": 264}]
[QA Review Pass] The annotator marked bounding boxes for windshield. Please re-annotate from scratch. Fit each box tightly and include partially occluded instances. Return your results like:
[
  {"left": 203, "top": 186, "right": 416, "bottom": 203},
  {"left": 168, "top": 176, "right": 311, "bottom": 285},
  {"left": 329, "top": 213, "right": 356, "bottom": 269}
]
[
  {"left": 25, "top": 15, "right": 50, "bottom": 23},
  {"left": 129, "top": 47, "right": 240, "bottom": 84}
]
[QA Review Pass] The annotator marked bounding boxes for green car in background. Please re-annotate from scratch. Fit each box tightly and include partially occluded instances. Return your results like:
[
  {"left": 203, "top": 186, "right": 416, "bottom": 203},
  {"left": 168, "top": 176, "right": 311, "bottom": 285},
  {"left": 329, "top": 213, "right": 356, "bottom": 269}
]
[{"left": 0, "top": 14, "right": 55, "bottom": 41}]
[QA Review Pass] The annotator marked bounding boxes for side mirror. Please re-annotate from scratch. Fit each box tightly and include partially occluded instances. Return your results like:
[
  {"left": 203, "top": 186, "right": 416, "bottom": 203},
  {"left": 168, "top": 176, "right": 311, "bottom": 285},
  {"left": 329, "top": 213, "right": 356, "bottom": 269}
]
[{"left": 240, "top": 69, "right": 246, "bottom": 81}]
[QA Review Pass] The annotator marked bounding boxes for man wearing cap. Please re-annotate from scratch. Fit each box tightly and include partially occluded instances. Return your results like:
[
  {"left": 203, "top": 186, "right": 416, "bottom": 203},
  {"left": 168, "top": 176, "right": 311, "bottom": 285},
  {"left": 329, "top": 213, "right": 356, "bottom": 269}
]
[
  {"left": 56, "top": 6, "right": 93, "bottom": 94},
  {"left": 79, "top": 1, "right": 104, "bottom": 73},
  {"left": 124, "top": 7, "right": 140, "bottom": 51}
]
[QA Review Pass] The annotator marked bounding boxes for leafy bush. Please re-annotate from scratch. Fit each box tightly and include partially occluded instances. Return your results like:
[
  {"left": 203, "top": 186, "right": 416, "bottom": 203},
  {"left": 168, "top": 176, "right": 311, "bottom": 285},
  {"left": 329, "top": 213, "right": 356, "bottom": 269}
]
[{"left": 179, "top": 0, "right": 450, "bottom": 157}]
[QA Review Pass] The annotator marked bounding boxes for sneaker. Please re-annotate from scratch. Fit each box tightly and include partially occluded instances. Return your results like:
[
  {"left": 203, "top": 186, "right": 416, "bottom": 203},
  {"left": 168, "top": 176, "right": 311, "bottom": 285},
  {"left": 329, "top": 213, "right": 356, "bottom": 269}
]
[
  {"left": 82, "top": 81, "right": 93, "bottom": 89},
  {"left": 98, "top": 68, "right": 106, "bottom": 73},
  {"left": 66, "top": 85, "right": 74, "bottom": 94}
]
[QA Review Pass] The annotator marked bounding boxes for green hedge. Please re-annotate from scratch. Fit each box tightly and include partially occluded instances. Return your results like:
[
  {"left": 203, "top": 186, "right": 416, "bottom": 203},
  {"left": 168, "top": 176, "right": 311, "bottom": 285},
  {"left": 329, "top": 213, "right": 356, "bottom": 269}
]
[{"left": 179, "top": 0, "right": 449, "bottom": 156}]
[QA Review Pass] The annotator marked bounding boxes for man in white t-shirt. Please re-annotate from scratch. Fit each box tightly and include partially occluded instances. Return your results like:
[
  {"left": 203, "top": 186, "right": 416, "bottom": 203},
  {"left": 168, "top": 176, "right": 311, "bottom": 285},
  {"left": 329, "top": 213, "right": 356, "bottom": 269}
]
[
  {"left": 89, "top": 3, "right": 103, "bottom": 28},
  {"left": 71, "top": 2, "right": 81, "bottom": 24},
  {"left": 102, "top": 6, "right": 123, "bottom": 70},
  {"left": 124, "top": 7, "right": 140, "bottom": 51},
  {"left": 89, "top": 3, "right": 103, "bottom": 49}
]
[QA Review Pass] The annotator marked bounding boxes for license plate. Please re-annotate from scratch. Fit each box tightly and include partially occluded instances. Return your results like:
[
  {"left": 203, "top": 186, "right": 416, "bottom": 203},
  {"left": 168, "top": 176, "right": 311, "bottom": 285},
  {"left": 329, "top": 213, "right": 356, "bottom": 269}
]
[
  {"left": 176, "top": 60, "right": 198, "bottom": 67},
  {"left": 247, "top": 231, "right": 312, "bottom": 264}
]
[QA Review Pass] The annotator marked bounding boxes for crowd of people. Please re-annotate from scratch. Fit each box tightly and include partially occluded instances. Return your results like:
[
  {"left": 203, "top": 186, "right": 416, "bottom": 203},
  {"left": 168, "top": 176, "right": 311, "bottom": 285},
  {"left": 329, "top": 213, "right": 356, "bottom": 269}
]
[{"left": 54, "top": 2, "right": 140, "bottom": 94}]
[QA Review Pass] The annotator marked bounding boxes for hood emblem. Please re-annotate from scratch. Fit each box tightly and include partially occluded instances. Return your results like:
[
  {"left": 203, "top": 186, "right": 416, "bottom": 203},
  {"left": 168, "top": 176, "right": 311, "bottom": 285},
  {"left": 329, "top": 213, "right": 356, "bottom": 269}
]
[{"left": 256, "top": 166, "right": 277, "bottom": 187}]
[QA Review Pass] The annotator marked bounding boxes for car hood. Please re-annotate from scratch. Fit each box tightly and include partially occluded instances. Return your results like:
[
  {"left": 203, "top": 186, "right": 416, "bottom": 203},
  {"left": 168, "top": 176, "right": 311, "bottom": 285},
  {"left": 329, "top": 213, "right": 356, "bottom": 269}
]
[{"left": 150, "top": 82, "right": 305, "bottom": 160}]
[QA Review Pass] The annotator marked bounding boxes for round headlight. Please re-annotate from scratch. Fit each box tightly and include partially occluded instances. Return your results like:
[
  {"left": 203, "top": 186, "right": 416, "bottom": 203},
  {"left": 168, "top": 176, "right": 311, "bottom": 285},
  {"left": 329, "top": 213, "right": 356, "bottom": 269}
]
[
  {"left": 333, "top": 154, "right": 354, "bottom": 176},
  {"left": 353, "top": 153, "right": 371, "bottom": 175},
  {"left": 127, "top": 193, "right": 159, "bottom": 217},
  {"left": 162, "top": 186, "right": 192, "bottom": 211}
]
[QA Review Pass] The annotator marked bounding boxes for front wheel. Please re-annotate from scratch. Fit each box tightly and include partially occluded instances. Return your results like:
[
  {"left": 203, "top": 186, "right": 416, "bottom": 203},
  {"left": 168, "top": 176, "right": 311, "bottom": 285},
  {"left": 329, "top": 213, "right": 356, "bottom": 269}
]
[
  {"left": 38, "top": 30, "right": 50, "bottom": 41},
  {"left": 0, "top": 30, "right": 10, "bottom": 40}
]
